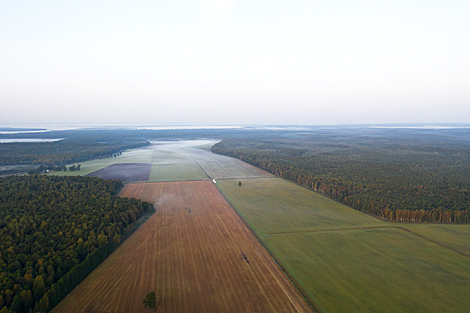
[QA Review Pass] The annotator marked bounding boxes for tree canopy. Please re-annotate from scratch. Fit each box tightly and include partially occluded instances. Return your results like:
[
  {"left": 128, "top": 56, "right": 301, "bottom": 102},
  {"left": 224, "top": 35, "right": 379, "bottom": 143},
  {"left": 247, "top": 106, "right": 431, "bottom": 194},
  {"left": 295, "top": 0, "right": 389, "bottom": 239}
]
[
  {"left": 0, "top": 175, "right": 154, "bottom": 312},
  {"left": 143, "top": 291, "right": 156, "bottom": 311},
  {"left": 0, "top": 130, "right": 149, "bottom": 167},
  {"left": 212, "top": 136, "right": 470, "bottom": 224}
]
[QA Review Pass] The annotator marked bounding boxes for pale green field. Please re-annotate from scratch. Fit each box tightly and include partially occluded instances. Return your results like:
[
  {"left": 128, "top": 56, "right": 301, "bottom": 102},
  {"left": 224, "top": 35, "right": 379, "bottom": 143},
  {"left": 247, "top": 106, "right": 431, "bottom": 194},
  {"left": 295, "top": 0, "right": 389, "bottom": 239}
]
[
  {"left": 189, "top": 149, "right": 273, "bottom": 179},
  {"left": 217, "top": 178, "right": 383, "bottom": 233},
  {"left": 149, "top": 146, "right": 207, "bottom": 182},
  {"left": 216, "top": 177, "right": 470, "bottom": 313}
]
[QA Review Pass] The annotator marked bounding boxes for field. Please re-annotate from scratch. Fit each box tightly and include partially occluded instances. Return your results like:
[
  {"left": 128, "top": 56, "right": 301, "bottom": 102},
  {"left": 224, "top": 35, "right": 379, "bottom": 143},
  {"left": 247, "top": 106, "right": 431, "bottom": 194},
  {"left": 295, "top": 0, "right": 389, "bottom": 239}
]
[
  {"left": 52, "top": 140, "right": 270, "bottom": 182},
  {"left": 85, "top": 163, "right": 152, "bottom": 182},
  {"left": 189, "top": 148, "right": 272, "bottom": 179},
  {"left": 51, "top": 181, "right": 312, "bottom": 313},
  {"left": 265, "top": 228, "right": 470, "bottom": 313},
  {"left": 51, "top": 146, "right": 154, "bottom": 176},
  {"left": 149, "top": 141, "right": 208, "bottom": 181},
  {"left": 217, "top": 178, "right": 383, "bottom": 234},
  {"left": 401, "top": 224, "right": 470, "bottom": 256},
  {"left": 51, "top": 141, "right": 212, "bottom": 182},
  {"left": 216, "top": 178, "right": 470, "bottom": 313},
  {"left": 50, "top": 140, "right": 470, "bottom": 313}
]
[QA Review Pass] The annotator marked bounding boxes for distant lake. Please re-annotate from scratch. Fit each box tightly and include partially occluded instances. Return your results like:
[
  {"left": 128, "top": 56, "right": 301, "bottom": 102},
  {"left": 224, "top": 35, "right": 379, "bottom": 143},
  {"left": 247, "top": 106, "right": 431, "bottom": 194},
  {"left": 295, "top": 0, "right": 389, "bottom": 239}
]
[{"left": 0, "top": 138, "right": 64, "bottom": 143}]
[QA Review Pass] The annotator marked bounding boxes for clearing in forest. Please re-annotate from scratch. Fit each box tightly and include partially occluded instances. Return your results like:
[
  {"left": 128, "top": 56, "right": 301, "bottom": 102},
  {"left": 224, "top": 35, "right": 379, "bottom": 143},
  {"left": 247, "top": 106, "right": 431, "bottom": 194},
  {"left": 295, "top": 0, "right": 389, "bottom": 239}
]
[
  {"left": 51, "top": 181, "right": 312, "bottom": 313},
  {"left": 217, "top": 178, "right": 470, "bottom": 313}
]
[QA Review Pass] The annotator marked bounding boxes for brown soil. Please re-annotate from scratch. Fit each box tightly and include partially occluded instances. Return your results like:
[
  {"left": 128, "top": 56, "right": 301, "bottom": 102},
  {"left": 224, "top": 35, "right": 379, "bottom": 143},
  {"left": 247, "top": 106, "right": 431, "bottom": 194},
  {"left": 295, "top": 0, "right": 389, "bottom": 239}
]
[
  {"left": 51, "top": 181, "right": 313, "bottom": 313},
  {"left": 85, "top": 163, "right": 151, "bottom": 182}
]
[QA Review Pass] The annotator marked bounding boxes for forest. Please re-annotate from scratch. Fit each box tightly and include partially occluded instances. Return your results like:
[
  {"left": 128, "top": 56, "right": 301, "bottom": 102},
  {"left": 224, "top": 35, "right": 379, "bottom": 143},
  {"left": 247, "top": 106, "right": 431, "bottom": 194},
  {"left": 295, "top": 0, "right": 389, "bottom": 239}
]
[
  {"left": 0, "top": 130, "right": 149, "bottom": 167},
  {"left": 0, "top": 175, "right": 154, "bottom": 313},
  {"left": 212, "top": 129, "right": 470, "bottom": 224}
]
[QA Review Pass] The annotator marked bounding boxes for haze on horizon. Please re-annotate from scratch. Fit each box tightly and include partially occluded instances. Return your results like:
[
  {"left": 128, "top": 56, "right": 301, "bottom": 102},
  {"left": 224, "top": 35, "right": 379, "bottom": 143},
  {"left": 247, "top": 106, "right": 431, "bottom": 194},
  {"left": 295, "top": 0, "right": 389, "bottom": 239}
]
[{"left": 1, "top": 0, "right": 469, "bottom": 126}]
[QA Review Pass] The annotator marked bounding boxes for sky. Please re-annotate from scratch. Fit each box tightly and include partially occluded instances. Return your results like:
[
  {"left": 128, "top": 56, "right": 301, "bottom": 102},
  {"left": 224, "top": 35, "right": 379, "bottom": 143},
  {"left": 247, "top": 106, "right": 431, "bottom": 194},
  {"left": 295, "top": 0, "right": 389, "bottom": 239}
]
[{"left": 1, "top": 0, "right": 469, "bottom": 126}]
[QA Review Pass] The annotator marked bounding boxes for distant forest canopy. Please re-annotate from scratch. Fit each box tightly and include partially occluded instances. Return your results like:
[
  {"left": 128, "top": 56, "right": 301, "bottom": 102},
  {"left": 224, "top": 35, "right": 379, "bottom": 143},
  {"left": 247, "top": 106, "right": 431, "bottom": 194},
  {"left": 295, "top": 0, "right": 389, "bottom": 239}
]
[
  {"left": 212, "top": 131, "right": 470, "bottom": 224},
  {"left": 0, "top": 127, "right": 292, "bottom": 168},
  {"left": 0, "top": 130, "right": 149, "bottom": 166},
  {"left": 0, "top": 128, "right": 47, "bottom": 132},
  {"left": 0, "top": 175, "right": 155, "bottom": 313}
]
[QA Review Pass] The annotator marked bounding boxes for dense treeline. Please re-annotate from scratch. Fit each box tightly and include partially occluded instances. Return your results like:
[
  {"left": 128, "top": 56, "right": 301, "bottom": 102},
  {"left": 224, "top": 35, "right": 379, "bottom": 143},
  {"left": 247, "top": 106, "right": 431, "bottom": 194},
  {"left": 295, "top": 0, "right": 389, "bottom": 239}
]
[
  {"left": 0, "top": 141, "right": 146, "bottom": 167},
  {"left": 27, "top": 165, "right": 67, "bottom": 175},
  {"left": 0, "top": 130, "right": 149, "bottom": 166},
  {"left": 0, "top": 176, "right": 155, "bottom": 312},
  {"left": 212, "top": 136, "right": 470, "bottom": 223}
]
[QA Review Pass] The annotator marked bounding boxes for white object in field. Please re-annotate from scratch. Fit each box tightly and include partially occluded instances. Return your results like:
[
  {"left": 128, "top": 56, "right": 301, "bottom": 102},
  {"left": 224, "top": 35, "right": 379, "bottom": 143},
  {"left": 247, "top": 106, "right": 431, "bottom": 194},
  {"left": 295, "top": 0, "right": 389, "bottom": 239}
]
[{"left": 213, "top": 179, "right": 217, "bottom": 184}]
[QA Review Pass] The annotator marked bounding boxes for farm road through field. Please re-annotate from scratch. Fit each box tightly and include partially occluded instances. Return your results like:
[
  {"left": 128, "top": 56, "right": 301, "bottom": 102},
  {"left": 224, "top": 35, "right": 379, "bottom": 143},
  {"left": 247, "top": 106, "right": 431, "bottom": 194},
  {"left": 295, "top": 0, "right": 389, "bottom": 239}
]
[{"left": 52, "top": 181, "right": 313, "bottom": 313}]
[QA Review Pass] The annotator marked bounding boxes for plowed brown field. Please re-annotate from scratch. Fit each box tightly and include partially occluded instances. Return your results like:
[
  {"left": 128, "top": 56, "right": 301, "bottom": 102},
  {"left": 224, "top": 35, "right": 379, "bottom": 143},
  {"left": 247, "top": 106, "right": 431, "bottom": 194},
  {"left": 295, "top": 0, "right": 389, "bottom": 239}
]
[{"left": 52, "top": 181, "right": 312, "bottom": 313}]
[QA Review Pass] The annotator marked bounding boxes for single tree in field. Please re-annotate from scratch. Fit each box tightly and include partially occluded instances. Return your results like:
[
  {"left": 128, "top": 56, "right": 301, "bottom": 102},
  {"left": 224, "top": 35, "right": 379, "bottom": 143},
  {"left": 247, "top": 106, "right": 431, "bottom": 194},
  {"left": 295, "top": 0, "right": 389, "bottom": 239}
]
[
  {"left": 143, "top": 291, "right": 156, "bottom": 311},
  {"left": 238, "top": 181, "right": 242, "bottom": 187}
]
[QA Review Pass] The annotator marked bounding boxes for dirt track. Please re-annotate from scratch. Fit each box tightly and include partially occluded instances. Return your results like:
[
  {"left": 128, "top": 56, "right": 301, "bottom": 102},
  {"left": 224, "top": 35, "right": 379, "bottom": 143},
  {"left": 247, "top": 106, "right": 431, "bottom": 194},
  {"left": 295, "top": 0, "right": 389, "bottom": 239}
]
[{"left": 52, "top": 181, "right": 312, "bottom": 313}]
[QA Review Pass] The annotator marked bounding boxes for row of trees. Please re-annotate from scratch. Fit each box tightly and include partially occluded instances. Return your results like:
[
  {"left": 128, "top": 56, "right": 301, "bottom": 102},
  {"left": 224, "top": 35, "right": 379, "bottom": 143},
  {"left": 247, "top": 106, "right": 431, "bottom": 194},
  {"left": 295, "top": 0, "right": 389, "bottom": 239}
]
[
  {"left": 0, "top": 175, "right": 155, "bottom": 312},
  {"left": 27, "top": 165, "right": 66, "bottom": 175},
  {"left": 212, "top": 138, "right": 470, "bottom": 224},
  {"left": 67, "top": 165, "right": 81, "bottom": 172}
]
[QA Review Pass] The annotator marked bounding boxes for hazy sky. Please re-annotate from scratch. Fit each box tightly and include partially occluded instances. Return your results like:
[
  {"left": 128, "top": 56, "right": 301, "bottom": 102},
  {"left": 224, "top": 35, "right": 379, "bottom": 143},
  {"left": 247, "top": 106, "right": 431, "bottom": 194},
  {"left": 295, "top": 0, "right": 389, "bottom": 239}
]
[{"left": 1, "top": 0, "right": 469, "bottom": 126}]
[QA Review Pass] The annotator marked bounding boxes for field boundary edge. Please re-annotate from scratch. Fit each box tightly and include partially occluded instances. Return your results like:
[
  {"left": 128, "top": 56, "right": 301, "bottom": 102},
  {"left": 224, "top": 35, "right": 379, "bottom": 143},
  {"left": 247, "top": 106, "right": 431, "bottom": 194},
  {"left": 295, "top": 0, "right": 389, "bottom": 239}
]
[{"left": 213, "top": 183, "right": 323, "bottom": 313}]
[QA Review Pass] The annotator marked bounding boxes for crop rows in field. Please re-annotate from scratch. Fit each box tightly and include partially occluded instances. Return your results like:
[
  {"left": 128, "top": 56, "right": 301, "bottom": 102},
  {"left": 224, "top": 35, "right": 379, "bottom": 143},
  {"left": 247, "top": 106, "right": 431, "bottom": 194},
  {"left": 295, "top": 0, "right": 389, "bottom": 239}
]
[{"left": 52, "top": 181, "right": 312, "bottom": 313}]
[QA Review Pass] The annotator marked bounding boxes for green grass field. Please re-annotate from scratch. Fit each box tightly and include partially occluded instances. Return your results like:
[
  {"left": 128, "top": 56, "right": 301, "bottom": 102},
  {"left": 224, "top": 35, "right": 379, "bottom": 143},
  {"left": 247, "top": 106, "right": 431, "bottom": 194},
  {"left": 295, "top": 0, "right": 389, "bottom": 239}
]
[
  {"left": 401, "top": 224, "right": 470, "bottom": 256},
  {"left": 266, "top": 228, "right": 470, "bottom": 313},
  {"left": 217, "top": 178, "right": 383, "bottom": 233},
  {"left": 216, "top": 178, "right": 470, "bottom": 313}
]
